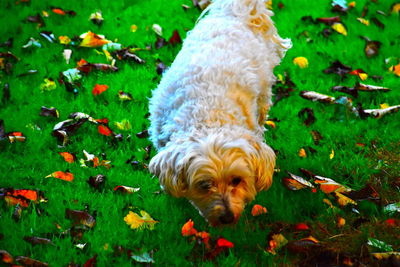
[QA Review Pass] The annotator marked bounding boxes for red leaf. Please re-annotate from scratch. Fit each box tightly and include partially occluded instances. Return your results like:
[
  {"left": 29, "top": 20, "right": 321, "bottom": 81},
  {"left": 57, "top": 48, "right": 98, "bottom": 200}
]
[
  {"left": 98, "top": 125, "right": 112, "bottom": 136},
  {"left": 169, "top": 30, "right": 182, "bottom": 45},
  {"left": 182, "top": 219, "right": 197, "bottom": 236},
  {"left": 294, "top": 223, "right": 310, "bottom": 231},
  {"left": 216, "top": 238, "right": 234, "bottom": 248},
  {"left": 92, "top": 84, "right": 109, "bottom": 96},
  {"left": 58, "top": 152, "right": 75, "bottom": 163}
]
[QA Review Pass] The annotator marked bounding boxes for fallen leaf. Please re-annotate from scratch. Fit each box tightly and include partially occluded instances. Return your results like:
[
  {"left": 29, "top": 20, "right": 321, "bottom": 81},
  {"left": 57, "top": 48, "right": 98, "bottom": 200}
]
[
  {"left": 26, "top": 13, "right": 45, "bottom": 27},
  {"left": 83, "top": 254, "right": 97, "bottom": 267},
  {"left": 124, "top": 210, "right": 158, "bottom": 230},
  {"left": 282, "top": 172, "right": 314, "bottom": 190},
  {"left": 77, "top": 62, "right": 118, "bottom": 73},
  {"left": 79, "top": 31, "right": 110, "bottom": 47},
  {"left": 3, "top": 188, "right": 46, "bottom": 207},
  {"left": 314, "top": 175, "right": 351, "bottom": 194},
  {"left": 87, "top": 174, "right": 106, "bottom": 190},
  {"left": 316, "top": 16, "right": 341, "bottom": 25},
  {"left": 92, "top": 84, "right": 109, "bottom": 96},
  {"left": 113, "top": 185, "right": 140, "bottom": 194},
  {"left": 334, "top": 191, "right": 357, "bottom": 206},
  {"left": 392, "top": 3, "right": 400, "bottom": 13},
  {"left": 131, "top": 252, "right": 155, "bottom": 263},
  {"left": 114, "top": 49, "right": 145, "bottom": 64},
  {"left": 298, "top": 148, "right": 307, "bottom": 158},
  {"left": 136, "top": 130, "right": 149, "bottom": 138},
  {"left": 329, "top": 149, "right": 335, "bottom": 159},
  {"left": 66, "top": 209, "right": 96, "bottom": 228},
  {"left": 15, "top": 256, "right": 48, "bottom": 267},
  {"left": 251, "top": 204, "right": 267, "bottom": 216},
  {"left": 300, "top": 91, "right": 335, "bottom": 103},
  {"left": 311, "top": 130, "right": 323, "bottom": 145},
  {"left": 323, "top": 60, "right": 352, "bottom": 78},
  {"left": 182, "top": 219, "right": 198, "bottom": 236},
  {"left": 266, "top": 234, "right": 288, "bottom": 254},
  {"left": 40, "top": 79, "right": 57, "bottom": 92},
  {"left": 0, "top": 250, "right": 13, "bottom": 264},
  {"left": 63, "top": 49, "right": 72, "bottom": 64},
  {"left": 265, "top": 120, "right": 276, "bottom": 128},
  {"left": 372, "top": 252, "right": 400, "bottom": 260},
  {"left": 357, "top": 17, "right": 369, "bottom": 26},
  {"left": 118, "top": 90, "right": 133, "bottom": 101},
  {"left": 89, "top": 11, "right": 103, "bottom": 25},
  {"left": 52, "top": 117, "right": 87, "bottom": 145},
  {"left": 168, "top": 30, "right": 182, "bottom": 45},
  {"left": 298, "top": 107, "right": 316, "bottom": 126},
  {"left": 371, "top": 17, "right": 384, "bottom": 29},
  {"left": 46, "top": 171, "right": 74, "bottom": 182},
  {"left": 114, "top": 119, "right": 131, "bottom": 131},
  {"left": 40, "top": 106, "right": 59, "bottom": 118},
  {"left": 51, "top": 7, "right": 76, "bottom": 16},
  {"left": 337, "top": 216, "right": 346, "bottom": 227},
  {"left": 332, "top": 22, "right": 347, "bottom": 36},
  {"left": 293, "top": 57, "right": 308, "bottom": 68},
  {"left": 389, "top": 63, "right": 400, "bottom": 76},
  {"left": 130, "top": 25, "right": 138, "bottom": 32},
  {"left": 216, "top": 238, "right": 234, "bottom": 248},
  {"left": 98, "top": 124, "right": 113, "bottom": 136},
  {"left": 287, "top": 236, "right": 320, "bottom": 253},
  {"left": 58, "top": 152, "right": 75, "bottom": 163},
  {"left": 23, "top": 236, "right": 54, "bottom": 246},
  {"left": 152, "top": 24, "right": 163, "bottom": 36},
  {"left": 294, "top": 223, "right": 310, "bottom": 231},
  {"left": 349, "top": 69, "right": 368, "bottom": 80},
  {"left": 362, "top": 104, "right": 400, "bottom": 118}
]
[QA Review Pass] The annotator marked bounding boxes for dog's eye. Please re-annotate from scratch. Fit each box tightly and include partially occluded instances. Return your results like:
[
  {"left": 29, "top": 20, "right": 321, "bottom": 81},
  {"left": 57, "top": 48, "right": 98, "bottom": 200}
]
[
  {"left": 197, "top": 180, "right": 212, "bottom": 191},
  {"left": 231, "top": 177, "right": 242, "bottom": 187}
]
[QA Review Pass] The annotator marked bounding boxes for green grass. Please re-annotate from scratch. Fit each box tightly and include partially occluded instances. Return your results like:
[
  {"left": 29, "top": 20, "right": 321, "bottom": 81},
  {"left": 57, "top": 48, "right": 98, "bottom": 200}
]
[{"left": 1, "top": 0, "right": 399, "bottom": 266}]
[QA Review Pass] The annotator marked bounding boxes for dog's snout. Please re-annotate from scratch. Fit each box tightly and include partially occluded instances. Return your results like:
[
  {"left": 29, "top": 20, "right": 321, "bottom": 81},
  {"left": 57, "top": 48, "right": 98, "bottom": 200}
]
[{"left": 219, "top": 209, "right": 234, "bottom": 224}]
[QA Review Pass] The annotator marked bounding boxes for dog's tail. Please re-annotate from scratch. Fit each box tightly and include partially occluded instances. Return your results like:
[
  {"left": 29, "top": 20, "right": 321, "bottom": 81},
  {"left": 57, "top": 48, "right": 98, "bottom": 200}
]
[{"left": 200, "top": 0, "right": 291, "bottom": 56}]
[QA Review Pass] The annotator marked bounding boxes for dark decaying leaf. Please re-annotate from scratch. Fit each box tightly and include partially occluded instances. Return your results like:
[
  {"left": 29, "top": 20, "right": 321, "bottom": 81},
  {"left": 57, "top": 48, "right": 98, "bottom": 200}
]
[
  {"left": 287, "top": 236, "right": 321, "bottom": 254},
  {"left": 87, "top": 174, "right": 106, "bottom": 190},
  {"left": 310, "top": 130, "right": 323, "bottom": 145},
  {"left": 144, "top": 145, "right": 152, "bottom": 161},
  {"left": 354, "top": 82, "right": 390, "bottom": 92},
  {"left": 0, "top": 38, "right": 13, "bottom": 48},
  {"left": 298, "top": 108, "right": 316, "bottom": 126},
  {"left": 0, "top": 120, "right": 5, "bottom": 139},
  {"left": 113, "top": 185, "right": 140, "bottom": 194},
  {"left": 115, "top": 49, "right": 145, "bottom": 64},
  {"left": 12, "top": 204, "right": 22, "bottom": 221},
  {"left": 15, "top": 256, "right": 48, "bottom": 267},
  {"left": 52, "top": 118, "right": 87, "bottom": 145},
  {"left": 346, "top": 184, "right": 380, "bottom": 201},
  {"left": 168, "top": 30, "right": 182, "bottom": 45},
  {"left": 40, "top": 106, "right": 59, "bottom": 118},
  {"left": 77, "top": 63, "right": 118, "bottom": 74},
  {"left": 371, "top": 17, "right": 385, "bottom": 29},
  {"left": 23, "top": 236, "right": 54, "bottom": 246},
  {"left": 136, "top": 130, "right": 149, "bottom": 139},
  {"left": 364, "top": 40, "right": 382, "bottom": 58},
  {"left": 331, "top": 85, "right": 358, "bottom": 98},
  {"left": 26, "top": 14, "right": 45, "bottom": 27},
  {"left": 156, "top": 61, "right": 167, "bottom": 75},
  {"left": 2, "top": 83, "right": 10, "bottom": 104},
  {"left": 65, "top": 209, "right": 96, "bottom": 228},
  {"left": 316, "top": 16, "right": 341, "bottom": 25},
  {"left": 323, "top": 60, "right": 352, "bottom": 78},
  {"left": 0, "top": 51, "right": 19, "bottom": 62},
  {"left": 17, "top": 69, "right": 38, "bottom": 77},
  {"left": 155, "top": 36, "right": 168, "bottom": 49}
]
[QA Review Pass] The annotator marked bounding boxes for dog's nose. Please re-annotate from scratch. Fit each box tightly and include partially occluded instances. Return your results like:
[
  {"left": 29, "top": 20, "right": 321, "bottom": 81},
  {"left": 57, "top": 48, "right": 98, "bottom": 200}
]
[{"left": 219, "top": 210, "right": 234, "bottom": 224}]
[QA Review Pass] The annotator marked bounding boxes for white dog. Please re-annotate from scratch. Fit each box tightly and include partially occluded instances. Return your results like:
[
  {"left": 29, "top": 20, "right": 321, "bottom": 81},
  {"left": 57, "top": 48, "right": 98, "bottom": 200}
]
[{"left": 148, "top": 0, "right": 291, "bottom": 226}]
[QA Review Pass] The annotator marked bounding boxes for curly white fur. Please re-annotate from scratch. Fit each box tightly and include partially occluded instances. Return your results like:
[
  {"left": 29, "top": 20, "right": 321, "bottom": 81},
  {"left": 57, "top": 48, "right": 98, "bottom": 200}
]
[{"left": 148, "top": 0, "right": 291, "bottom": 225}]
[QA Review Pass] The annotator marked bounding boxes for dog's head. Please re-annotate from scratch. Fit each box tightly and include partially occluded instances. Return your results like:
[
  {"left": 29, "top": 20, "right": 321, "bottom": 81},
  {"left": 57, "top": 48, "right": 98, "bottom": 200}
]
[{"left": 149, "top": 132, "right": 275, "bottom": 226}]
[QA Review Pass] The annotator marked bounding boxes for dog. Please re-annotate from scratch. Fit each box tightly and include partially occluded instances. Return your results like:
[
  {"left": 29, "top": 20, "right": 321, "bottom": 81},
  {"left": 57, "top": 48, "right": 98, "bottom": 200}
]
[{"left": 148, "top": 0, "right": 291, "bottom": 226}]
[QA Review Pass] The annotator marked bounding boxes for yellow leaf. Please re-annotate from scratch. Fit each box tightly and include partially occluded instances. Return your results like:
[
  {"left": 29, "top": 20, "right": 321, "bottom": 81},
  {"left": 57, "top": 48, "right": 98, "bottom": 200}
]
[
  {"left": 266, "top": 234, "right": 287, "bottom": 255},
  {"left": 130, "top": 24, "right": 138, "bottom": 32},
  {"left": 42, "top": 10, "right": 49, "bottom": 17},
  {"left": 265, "top": 120, "right": 276, "bottom": 128},
  {"left": 266, "top": 0, "right": 273, "bottom": 10},
  {"left": 357, "top": 18, "right": 369, "bottom": 26},
  {"left": 59, "top": 36, "right": 71, "bottom": 45},
  {"left": 298, "top": 148, "right": 307, "bottom": 158},
  {"left": 79, "top": 31, "right": 111, "bottom": 48},
  {"left": 392, "top": 3, "right": 400, "bottom": 13},
  {"left": 332, "top": 23, "right": 347, "bottom": 36},
  {"left": 40, "top": 78, "right": 57, "bottom": 92},
  {"left": 124, "top": 210, "right": 158, "bottom": 230},
  {"left": 380, "top": 103, "right": 390, "bottom": 109},
  {"left": 334, "top": 192, "right": 357, "bottom": 206},
  {"left": 114, "top": 119, "right": 131, "bottom": 131},
  {"left": 329, "top": 149, "right": 335, "bottom": 160},
  {"left": 293, "top": 57, "right": 308, "bottom": 68},
  {"left": 359, "top": 73, "right": 368, "bottom": 81}
]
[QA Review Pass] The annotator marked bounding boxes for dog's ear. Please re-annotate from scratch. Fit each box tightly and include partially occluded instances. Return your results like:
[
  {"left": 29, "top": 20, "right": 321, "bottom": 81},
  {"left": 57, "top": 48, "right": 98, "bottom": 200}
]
[
  {"left": 244, "top": 136, "right": 276, "bottom": 192},
  {"left": 149, "top": 144, "right": 192, "bottom": 198}
]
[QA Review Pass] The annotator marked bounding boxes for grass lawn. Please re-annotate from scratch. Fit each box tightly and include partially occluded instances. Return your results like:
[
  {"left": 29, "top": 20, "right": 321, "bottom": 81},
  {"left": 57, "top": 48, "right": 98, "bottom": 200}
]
[{"left": 1, "top": 0, "right": 399, "bottom": 266}]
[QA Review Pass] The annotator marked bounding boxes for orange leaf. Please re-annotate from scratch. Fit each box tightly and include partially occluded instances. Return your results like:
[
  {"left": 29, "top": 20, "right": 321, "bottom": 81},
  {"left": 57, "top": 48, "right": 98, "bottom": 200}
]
[
  {"left": 216, "top": 238, "right": 234, "bottom": 248},
  {"left": 197, "top": 231, "right": 210, "bottom": 248},
  {"left": 77, "top": 58, "right": 88, "bottom": 67},
  {"left": 95, "top": 118, "right": 109, "bottom": 124},
  {"left": 0, "top": 250, "right": 14, "bottom": 263},
  {"left": 47, "top": 171, "right": 74, "bottom": 181},
  {"left": 4, "top": 195, "right": 30, "bottom": 207},
  {"left": 52, "top": 8, "right": 66, "bottom": 15},
  {"left": 11, "top": 189, "right": 38, "bottom": 201},
  {"left": 58, "top": 152, "right": 75, "bottom": 163},
  {"left": 98, "top": 125, "right": 112, "bottom": 136},
  {"left": 251, "top": 204, "right": 267, "bottom": 216},
  {"left": 79, "top": 31, "right": 111, "bottom": 48},
  {"left": 181, "top": 219, "right": 197, "bottom": 236},
  {"left": 92, "top": 84, "right": 109, "bottom": 96}
]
